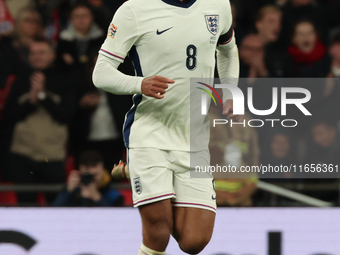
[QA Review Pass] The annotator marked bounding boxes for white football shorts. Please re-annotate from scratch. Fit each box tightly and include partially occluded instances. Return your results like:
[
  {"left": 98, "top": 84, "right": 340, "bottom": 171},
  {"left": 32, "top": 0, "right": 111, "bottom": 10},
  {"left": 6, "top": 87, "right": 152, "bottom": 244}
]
[{"left": 128, "top": 148, "right": 216, "bottom": 213}]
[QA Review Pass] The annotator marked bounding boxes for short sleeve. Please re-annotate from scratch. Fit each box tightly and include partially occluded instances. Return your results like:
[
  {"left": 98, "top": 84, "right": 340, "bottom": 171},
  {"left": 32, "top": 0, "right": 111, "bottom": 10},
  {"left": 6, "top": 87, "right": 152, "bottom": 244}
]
[
  {"left": 217, "top": 0, "right": 236, "bottom": 48},
  {"left": 99, "top": 3, "right": 139, "bottom": 63}
]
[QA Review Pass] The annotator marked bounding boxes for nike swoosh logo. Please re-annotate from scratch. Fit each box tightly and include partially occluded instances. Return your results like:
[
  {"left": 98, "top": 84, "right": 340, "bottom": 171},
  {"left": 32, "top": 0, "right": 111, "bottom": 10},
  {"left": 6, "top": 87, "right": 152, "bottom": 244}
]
[
  {"left": 212, "top": 195, "right": 216, "bottom": 200},
  {"left": 157, "top": 27, "right": 173, "bottom": 35}
]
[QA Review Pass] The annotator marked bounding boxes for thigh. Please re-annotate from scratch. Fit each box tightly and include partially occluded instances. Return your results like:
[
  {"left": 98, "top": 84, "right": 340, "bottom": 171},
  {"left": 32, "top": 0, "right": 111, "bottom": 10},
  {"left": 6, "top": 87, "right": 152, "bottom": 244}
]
[
  {"left": 128, "top": 148, "right": 175, "bottom": 208},
  {"left": 172, "top": 206, "right": 215, "bottom": 243},
  {"left": 171, "top": 150, "right": 216, "bottom": 247}
]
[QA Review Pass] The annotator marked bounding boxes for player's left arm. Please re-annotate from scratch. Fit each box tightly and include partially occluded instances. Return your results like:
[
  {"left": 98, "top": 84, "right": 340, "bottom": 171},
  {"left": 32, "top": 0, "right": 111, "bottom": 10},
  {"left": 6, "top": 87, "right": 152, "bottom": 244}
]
[
  {"left": 216, "top": 0, "right": 242, "bottom": 121},
  {"left": 217, "top": 41, "right": 241, "bottom": 121}
]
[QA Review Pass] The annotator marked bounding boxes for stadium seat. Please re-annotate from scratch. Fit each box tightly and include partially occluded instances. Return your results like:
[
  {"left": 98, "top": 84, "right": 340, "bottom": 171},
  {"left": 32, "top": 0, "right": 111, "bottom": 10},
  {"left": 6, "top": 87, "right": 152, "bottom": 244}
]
[
  {"left": 0, "top": 182, "right": 18, "bottom": 206},
  {"left": 119, "top": 189, "right": 133, "bottom": 206}
]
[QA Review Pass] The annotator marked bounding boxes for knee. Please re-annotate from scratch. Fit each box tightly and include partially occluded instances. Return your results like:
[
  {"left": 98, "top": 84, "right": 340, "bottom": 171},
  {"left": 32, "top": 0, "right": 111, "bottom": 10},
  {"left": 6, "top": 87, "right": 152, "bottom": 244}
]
[
  {"left": 146, "top": 223, "right": 171, "bottom": 241},
  {"left": 143, "top": 216, "right": 173, "bottom": 244},
  {"left": 178, "top": 235, "right": 211, "bottom": 254}
]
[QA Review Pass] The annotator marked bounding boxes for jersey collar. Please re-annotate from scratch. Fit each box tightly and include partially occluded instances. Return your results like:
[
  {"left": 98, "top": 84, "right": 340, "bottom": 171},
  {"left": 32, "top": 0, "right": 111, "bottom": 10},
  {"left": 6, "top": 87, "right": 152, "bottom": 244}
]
[{"left": 161, "top": 0, "right": 197, "bottom": 8}]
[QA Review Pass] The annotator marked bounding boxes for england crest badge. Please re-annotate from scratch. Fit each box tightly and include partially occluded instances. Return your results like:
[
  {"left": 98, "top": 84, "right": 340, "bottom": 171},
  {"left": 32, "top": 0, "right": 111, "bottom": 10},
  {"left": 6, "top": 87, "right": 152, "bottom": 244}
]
[
  {"left": 133, "top": 177, "right": 143, "bottom": 195},
  {"left": 205, "top": 15, "right": 219, "bottom": 36}
]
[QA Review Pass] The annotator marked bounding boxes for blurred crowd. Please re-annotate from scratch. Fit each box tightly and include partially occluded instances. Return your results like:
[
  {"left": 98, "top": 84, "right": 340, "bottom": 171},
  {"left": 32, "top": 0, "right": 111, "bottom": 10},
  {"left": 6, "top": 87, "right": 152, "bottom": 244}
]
[{"left": 0, "top": 0, "right": 340, "bottom": 206}]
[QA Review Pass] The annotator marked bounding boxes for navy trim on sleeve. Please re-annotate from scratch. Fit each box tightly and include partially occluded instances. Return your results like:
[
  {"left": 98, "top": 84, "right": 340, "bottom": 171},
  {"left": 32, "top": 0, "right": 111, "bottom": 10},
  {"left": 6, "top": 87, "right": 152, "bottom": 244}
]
[
  {"left": 123, "top": 46, "right": 143, "bottom": 148},
  {"left": 218, "top": 27, "right": 234, "bottom": 45}
]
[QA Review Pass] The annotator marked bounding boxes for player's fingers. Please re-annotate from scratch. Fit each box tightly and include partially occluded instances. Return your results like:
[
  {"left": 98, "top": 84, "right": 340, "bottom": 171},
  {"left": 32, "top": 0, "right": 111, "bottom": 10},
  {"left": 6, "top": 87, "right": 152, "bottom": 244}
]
[
  {"left": 154, "top": 76, "right": 175, "bottom": 84},
  {"left": 152, "top": 81, "right": 169, "bottom": 89},
  {"left": 236, "top": 115, "right": 244, "bottom": 122},
  {"left": 227, "top": 113, "right": 238, "bottom": 120},
  {"left": 151, "top": 86, "right": 166, "bottom": 94},
  {"left": 227, "top": 114, "right": 234, "bottom": 119},
  {"left": 150, "top": 92, "right": 164, "bottom": 99},
  {"left": 228, "top": 114, "right": 244, "bottom": 122},
  {"left": 222, "top": 107, "right": 231, "bottom": 115}
]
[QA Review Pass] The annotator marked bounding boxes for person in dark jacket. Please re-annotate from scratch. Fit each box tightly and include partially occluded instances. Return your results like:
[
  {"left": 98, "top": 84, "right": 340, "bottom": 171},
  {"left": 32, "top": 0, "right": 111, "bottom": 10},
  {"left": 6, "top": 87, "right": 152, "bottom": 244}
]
[
  {"left": 11, "top": 7, "right": 45, "bottom": 66},
  {"left": 302, "top": 118, "right": 340, "bottom": 202},
  {"left": 2, "top": 38, "right": 76, "bottom": 204},
  {"left": 56, "top": 3, "right": 104, "bottom": 72},
  {"left": 305, "top": 118, "right": 340, "bottom": 169},
  {"left": 254, "top": 5, "right": 294, "bottom": 77},
  {"left": 69, "top": 54, "right": 133, "bottom": 171},
  {"left": 260, "top": 129, "right": 297, "bottom": 179},
  {"left": 54, "top": 150, "right": 124, "bottom": 207}
]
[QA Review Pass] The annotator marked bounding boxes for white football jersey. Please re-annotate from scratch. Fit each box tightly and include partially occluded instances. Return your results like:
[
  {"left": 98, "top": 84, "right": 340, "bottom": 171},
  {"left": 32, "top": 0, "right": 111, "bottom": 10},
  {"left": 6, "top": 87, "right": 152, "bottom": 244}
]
[{"left": 99, "top": 0, "right": 235, "bottom": 151}]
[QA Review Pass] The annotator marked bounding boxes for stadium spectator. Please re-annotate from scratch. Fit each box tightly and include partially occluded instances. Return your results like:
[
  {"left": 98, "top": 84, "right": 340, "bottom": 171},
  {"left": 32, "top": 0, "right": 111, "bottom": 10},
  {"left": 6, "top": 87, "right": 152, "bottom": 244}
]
[
  {"left": 12, "top": 7, "right": 44, "bottom": 65},
  {"left": 56, "top": 3, "right": 104, "bottom": 72},
  {"left": 302, "top": 118, "right": 340, "bottom": 201},
  {"left": 288, "top": 20, "right": 329, "bottom": 77},
  {"left": 238, "top": 33, "right": 291, "bottom": 78},
  {"left": 69, "top": 56, "right": 132, "bottom": 171},
  {"left": 260, "top": 130, "right": 296, "bottom": 179},
  {"left": 86, "top": 0, "right": 113, "bottom": 32},
  {"left": 54, "top": 150, "right": 124, "bottom": 207},
  {"left": 255, "top": 5, "right": 282, "bottom": 46},
  {"left": 239, "top": 34, "right": 268, "bottom": 78},
  {"left": 234, "top": 0, "right": 276, "bottom": 37},
  {"left": 255, "top": 6, "right": 294, "bottom": 77},
  {"left": 281, "top": 0, "right": 340, "bottom": 46},
  {"left": 1, "top": 38, "right": 76, "bottom": 204},
  {"left": 305, "top": 119, "right": 340, "bottom": 167}
]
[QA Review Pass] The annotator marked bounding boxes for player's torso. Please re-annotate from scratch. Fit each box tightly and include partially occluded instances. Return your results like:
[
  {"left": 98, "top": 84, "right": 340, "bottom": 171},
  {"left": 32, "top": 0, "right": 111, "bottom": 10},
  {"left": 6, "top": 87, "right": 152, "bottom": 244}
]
[{"left": 127, "top": 0, "right": 227, "bottom": 150}]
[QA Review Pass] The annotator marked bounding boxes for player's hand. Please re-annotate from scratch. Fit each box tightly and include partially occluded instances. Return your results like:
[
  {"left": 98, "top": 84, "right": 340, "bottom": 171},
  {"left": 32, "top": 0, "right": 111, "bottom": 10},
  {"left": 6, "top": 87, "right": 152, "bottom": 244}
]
[
  {"left": 141, "top": 76, "right": 175, "bottom": 99},
  {"left": 222, "top": 99, "right": 244, "bottom": 122}
]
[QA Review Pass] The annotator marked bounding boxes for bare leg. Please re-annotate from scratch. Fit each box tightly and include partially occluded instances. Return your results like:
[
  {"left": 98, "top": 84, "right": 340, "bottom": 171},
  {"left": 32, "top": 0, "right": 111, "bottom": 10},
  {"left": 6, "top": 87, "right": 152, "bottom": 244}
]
[
  {"left": 139, "top": 199, "right": 173, "bottom": 252},
  {"left": 172, "top": 207, "right": 215, "bottom": 254}
]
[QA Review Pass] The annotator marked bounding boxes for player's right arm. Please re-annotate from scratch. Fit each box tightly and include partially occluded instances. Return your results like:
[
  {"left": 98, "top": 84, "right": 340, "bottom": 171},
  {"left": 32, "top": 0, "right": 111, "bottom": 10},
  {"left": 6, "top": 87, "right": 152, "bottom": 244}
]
[{"left": 92, "top": 3, "right": 174, "bottom": 99}]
